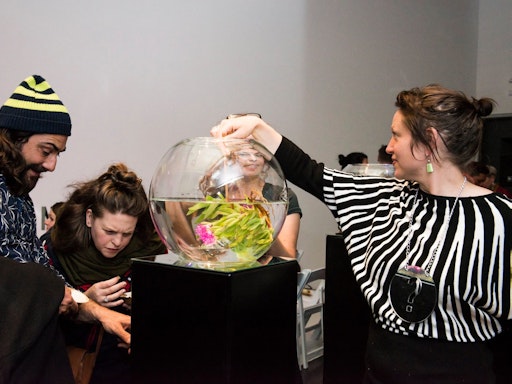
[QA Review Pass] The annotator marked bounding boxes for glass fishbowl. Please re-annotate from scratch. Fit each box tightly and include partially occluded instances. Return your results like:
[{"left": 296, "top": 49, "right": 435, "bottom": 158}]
[{"left": 149, "top": 137, "right": 288, "bottom": 271}]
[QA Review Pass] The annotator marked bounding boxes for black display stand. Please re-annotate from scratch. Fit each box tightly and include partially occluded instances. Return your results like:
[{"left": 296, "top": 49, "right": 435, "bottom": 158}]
[
  {"left": 481, "top": 113, "right": 512, "bottom": 187},
  {"left": 131, "top": 254, "right": 301, "bottom": 384},
  {"left": 323, "top": 234, "right": 371, "bottom": 383}
]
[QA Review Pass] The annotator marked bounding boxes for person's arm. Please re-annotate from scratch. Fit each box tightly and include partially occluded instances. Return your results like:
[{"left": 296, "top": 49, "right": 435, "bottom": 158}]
[
  {"left": 75, "top": 299, "right": 131, "bottom": 347},
  {"left": 267, "top": 212, "right": 301, "bottom": 258},
  {"left": 211, "top": 115, "right": 283, "bottom": 154},
  {"left": 59, "top": 286, "right": 78, "bottom": 316},
  {"left": 211, "top": 116, "right": 326, "bottom": 200}
]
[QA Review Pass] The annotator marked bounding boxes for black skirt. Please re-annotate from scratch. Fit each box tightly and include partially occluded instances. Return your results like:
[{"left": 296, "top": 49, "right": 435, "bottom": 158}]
[{"left": 363, "top": 322, "right": 495, "bottom": 384}]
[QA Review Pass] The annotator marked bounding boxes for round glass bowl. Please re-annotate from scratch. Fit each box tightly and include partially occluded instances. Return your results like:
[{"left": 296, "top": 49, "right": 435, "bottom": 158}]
[
  {"left": 149, "top": 137, "right": 288, "bottom": 271},
  {"left": 343, "top": 163, "right": 395, "bottom": 177}
]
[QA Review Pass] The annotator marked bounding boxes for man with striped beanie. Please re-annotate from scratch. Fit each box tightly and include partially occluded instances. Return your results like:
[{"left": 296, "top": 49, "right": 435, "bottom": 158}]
[
  {"left": 0, "top": 75, "right": 131, "bottom": 383},
  {"left": 0, "top": 74, "right": 72, "bottom": 136},
  {"left": 0, "top": 75, "right": 71, "bottom": 196}
]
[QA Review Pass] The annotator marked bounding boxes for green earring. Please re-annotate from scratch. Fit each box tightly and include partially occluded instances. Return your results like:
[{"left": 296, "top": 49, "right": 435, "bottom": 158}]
[{"left": 426, "top": 158, "right": 434, "bottom": 173}]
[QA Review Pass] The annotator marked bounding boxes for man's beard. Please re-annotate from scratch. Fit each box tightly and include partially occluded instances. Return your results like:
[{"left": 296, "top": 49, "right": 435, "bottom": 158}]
[{"left": 20, "top": 165, "right": 45, "bottom": 194}]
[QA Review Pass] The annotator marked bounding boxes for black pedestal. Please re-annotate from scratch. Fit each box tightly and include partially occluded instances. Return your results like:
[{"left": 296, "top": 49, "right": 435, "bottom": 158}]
[
  {"left": 324, "top": 234, "right": 371, "bottom": 383},
  {"left": 131, "top": 254, "right": 301, "bottom": 384}
]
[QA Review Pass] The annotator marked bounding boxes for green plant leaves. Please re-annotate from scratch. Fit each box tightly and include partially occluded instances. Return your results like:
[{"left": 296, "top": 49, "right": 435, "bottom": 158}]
[{"left": 187, "top": 194, "right": 274, "bottom": 258}]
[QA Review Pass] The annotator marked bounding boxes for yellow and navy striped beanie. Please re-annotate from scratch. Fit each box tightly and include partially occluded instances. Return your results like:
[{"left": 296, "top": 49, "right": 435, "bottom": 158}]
[{"left": 0, "top": 75, "right": 71, "bottom": 136}]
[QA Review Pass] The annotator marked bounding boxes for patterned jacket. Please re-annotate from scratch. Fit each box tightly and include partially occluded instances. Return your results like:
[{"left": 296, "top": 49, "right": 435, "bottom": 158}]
[{"left": 0, "top": 174, "right": 54, "bottom": 268}]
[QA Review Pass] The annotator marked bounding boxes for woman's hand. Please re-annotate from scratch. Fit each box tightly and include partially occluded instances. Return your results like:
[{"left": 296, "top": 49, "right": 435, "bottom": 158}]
[
  {"left": 85, "top": 276, "right": 127, "bottom": 308},
  {"left": 210, "top": 115, "right": 282, "bottom": 154}
]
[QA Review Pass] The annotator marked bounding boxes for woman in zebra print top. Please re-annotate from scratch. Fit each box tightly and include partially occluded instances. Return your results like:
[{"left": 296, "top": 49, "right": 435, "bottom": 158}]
[{"left": 212, "top": 85, "right": 512, "bottom": 383}]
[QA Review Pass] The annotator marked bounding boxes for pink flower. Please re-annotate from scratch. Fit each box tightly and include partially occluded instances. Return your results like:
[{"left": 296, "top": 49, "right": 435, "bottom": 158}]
[{"left": 195, "top": 223, "right": 216, "bottom": 245}]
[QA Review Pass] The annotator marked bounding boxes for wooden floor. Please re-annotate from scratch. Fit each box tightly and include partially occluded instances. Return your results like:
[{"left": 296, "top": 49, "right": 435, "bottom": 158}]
[{"left": 300, "top": 356, "right": 323, "bottom": 384}]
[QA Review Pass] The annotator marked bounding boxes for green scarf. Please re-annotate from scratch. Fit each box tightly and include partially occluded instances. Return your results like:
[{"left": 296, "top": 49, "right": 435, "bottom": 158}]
[{"left": 56, "top": 232, "right": 167, "bottom": 286}]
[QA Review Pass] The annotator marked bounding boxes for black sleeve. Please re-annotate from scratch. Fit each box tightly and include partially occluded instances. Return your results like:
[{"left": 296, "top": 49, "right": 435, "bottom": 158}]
[
  {"left": 0, "top": 257, "right": 74, "bottom": 383},
  {"left": 274, "top": 136, "right": 326, "bottom": 201}
]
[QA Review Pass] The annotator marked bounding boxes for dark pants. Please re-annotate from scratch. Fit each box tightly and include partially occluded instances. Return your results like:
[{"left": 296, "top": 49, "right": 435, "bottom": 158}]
[{"left": 363, "top": 322, "right": 495, "bottom": 384}]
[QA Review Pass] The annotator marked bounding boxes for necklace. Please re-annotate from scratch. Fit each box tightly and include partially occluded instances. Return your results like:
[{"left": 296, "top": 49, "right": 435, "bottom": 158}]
[{"left": 389, "top": 177, "right": 467, "bottom": 323}]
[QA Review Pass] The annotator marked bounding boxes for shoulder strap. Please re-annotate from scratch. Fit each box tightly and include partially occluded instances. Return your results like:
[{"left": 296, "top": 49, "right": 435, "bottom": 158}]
[{"left": 94, "top": 327, "right": 104, "bottom": 354}]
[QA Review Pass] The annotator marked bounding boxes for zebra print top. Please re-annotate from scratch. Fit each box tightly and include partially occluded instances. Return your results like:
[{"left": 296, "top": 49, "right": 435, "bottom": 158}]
[{"left": 276, "top": 137, "right": 512, "bottom": 342}]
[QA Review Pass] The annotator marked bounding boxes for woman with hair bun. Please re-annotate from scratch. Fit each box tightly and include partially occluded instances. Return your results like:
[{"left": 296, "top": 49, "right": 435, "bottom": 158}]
[
  {"left": 47, "top": 163, "right": 167, "bottom": 384},
  {"left": 338, "top": 151, "right": 368, "bottom": 170},
  {"left": 211, "top": 84, "right": 511, "bottom": 383}
]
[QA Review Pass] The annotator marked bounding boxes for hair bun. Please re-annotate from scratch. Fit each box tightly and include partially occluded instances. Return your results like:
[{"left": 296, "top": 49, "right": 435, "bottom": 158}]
[
  {"left": 102, "top": 163, "right": 141, "bottom": 190},
  {"left": 472, "top": 97, "right": 495, "bottom": 117}
]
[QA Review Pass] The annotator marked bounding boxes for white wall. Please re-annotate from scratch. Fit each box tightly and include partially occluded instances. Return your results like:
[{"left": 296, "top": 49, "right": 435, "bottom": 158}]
[
  {"left": 1, "top": 0, "right": 502, "bottom": 270},
  {"left": 476, "top": 0, "right": 512, "bottom": 113}
]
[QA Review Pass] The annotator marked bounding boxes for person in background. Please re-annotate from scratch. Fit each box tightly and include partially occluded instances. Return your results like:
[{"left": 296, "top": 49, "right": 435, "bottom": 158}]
[
  {"left": 484, "top": 164, "right": 512, "bottom": 198},
  {"left": 338, "top": 151, "right": 368, "bottom": 170},
  {"left": 231, "top": 144, "right": 302, "bottom": 261},
  {"left": 0, "top": 75, "right": 130, "bottom": 383},
  {"left": 198, "top": 138, "right": 302, "bottom": 262},
  {"left": 40, "top": 201, "right": 64, "bottom": 245},
  {"left": 463, "top": 160, "right": 490, "bottom": 187},
  {"left": 44, "top": 201, "right": 64, "bottom": 231},
  {"left": 377, "top": 144, "right": 393, "bottom": 164},
  {"left": 211, "top": 84, "right": 511, "bottom": 383},
  {"left": 46, "top": 163, "right": 167, "bottom": 384}
]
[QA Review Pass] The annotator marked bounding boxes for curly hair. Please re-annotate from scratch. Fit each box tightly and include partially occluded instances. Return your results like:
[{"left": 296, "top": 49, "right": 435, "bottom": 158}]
[
  {"left": 0, "top": 128, "right": 33, "bottom": 195},
  {"left": 52, "top": 163, "right": 154, "bottom": 253},
  {"left": 395, "top": 84, "right": 495, "bottom": 169}
]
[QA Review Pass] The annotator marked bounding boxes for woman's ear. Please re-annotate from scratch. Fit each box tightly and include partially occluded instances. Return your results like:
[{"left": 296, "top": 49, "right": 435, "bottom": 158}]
[
  {"left": 85, "top": 209, "right": 93, "bottom": 228},
  {"left": 426, "top": 127, "right": 439, "bottom": 148}
]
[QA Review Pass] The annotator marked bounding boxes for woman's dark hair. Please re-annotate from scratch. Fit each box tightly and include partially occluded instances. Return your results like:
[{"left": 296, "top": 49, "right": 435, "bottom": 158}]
[
  {"left": 338, "top": 152, "right": 368, "bottom": 169},
  {"left": 50, "top": 201, "right": 65, "bottom": 218},
  {"left": 0, "top": 128, "right": 33, "bottom": 195},
  {"left": 464, "top": 161, "right": 490, "bottom": 177},
  {"left": 52, "top": 163, "right": 154, "bottom": 253},
  {"left": 395, "top": 84, "right": 496, "bottom": 169},
  {"left": 377, "top": 145, "right": 392, "bottom": 164}
]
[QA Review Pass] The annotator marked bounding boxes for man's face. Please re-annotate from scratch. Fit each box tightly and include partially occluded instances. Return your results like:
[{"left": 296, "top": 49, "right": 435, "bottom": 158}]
[{"left": 20, "top": 133, "right": 67, "bottom": 192}]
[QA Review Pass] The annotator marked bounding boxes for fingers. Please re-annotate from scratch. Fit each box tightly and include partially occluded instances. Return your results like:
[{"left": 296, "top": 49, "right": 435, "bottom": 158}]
[
  {"left": 122, "top": 331, "right": 131, "bottom": 346},
  {"left": 210, "top": 120, "right": 229, "bottom": 137},
  {"left": 118, "top": 342, "right": 131, "bottom": 352},
  {"left": 212, "top": 116, "right": 281, "bottom": 155},
  {"left": 101, "top": 282, "right": 127, "bottom": 307},
  {"left": 113, "top": 327, "right": 131, "bottom": 346},
  {"left": 86, "top": 276, "right": 128, "bottom": 307},
  {"left": 94, "top": 275, "right": 121, "bottom": 288},
  {"left": 109, "top": 280, "right": 129, "bottom": 295},
  {"left": 104, "top": 315, "right": 131, "bottom": 346},
  {"left": 211, "top": 115, "right": 259, "bottom": 138},
  {"left": 102, "top": 295, "right": 125, "bottom": 308}
]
